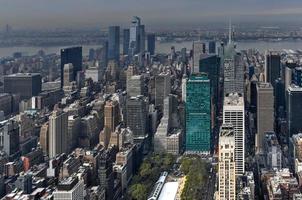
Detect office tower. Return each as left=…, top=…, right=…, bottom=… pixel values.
left=104, top=100, right=120, bottom=133
left=63, top=63, right=74, bottom=87
left=186, top=74, right=211, bottom=153
left=126, top=96, right=147, bottom=139
left=218, top=123, right=236, bottom=200
left=4, top=73, right=42, bottom=100
left=60, top=47, right=82, bottom=88
left=192, top=41, right=204, bottom=73
left=123, top=29, right=130, bottom=55
left=0, top=93, right=12, bottom=116
left=129, top=16, right=141, bottom=56
left=139, top=25, right=145, bottom=53
left=101, top=41, right=108, bottom=68
left=98, top=150, right=115, bottom=200
left=199, top=54, right=220, bottom=105
left=127, top=75, right=144, bottom=97
left=147, top=33, right=156, bottom=55
left=287, top=85, right=302, bottom=137
left=264, top=132, right=282, bottom=170
left=155, top=73, right=171, bottom=110
left=108, top=26, right=120, bottom=61
left=293, top=67, right=302, bottom=87
left=53, top=177, right=84, bottom=200
left=285, top=66, right=293, bottom=91
left=265, top=51, right=281, bottom=87
left=223, top=93, right=245, bottom=175
left=0, top=119, right=19, bottom=156
left=255, top=83, right=274, bottom=153
left=67, top=115, right=81, bottom=152
left=48, top=110, right=68, bottom=158
left=209, top=41, right=216, bottom=54
left=181, top=48, right=187, bottom=63
left=224, top=53, right=244, bottom=95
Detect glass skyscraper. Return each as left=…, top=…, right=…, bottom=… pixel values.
left=185, top=74, right=211, bottom=153
left=108, top=26, right=120, bottom=61
left=147, top=33, right=155, bottom=55
left=123, top=29, right=130, bottom=55
left=60, top=46, right=82, bottom=88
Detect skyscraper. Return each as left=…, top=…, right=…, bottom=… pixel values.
left=60, top=47, right=82, bottom=88
left=199, top=54, right=220, bottom=106
left=127, top=75, right=144, bottom=97
left=224, top=53, right=244, bottom=95
left=104, top=100, right=120, bottom=133
left=108, top=26, right=120, bottom=61
left=0, top=119, right=20, bottom=156
left=129, top=16, right=143, bottom=57
left=209, top=41, right=216, bottom=54
left=255, top=83, right=274, bottom=153
left=218, top=123, right=236, bottom=200
left=48, top=110, right=68, bottom=158
left=147, top=33, right=156, bottom=55
left=223, top=93, right=245, bottom=175
left=123, top=29, right=130, bottom=55
left=287, top=85, right=302, bottom=137
left=63, top=64, right=74, bottom=87
left=155, top=73, right=171, bottom=110
left=192, top=41, right=204, bottom=73
left=186, top=74, right=211, bottom=153
left=265, top=51, right=281, bottom=87
left=139, top=25, right=145, bottom=53
left=126, top=96, right=147, bottom=139
left=4, top=73, right=42, bottom=100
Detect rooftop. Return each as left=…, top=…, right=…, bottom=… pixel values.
left=5, top=73, right=40, bottom=78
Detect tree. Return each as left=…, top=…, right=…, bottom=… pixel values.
left=130, top=184, right=147, bottom=200
left=139, top=162, right=152, bottom=178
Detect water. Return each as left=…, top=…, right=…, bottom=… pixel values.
left=0, top=40, right=302, bottom=57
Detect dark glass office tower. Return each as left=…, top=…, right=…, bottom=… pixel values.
left=147, top=33, right=155, bottom=55
left=123, top=29, right=130, bottom=55
left=265, top=51, right=281, bottom=87
left=4, top=73, right=42, bottom=100
left=108, top=26, right=120, bottom=61
left=60, top=46, right=82, bottom=88
left=287, top=85, right=302, bottom=137
left=209, top=41, right=216, bottom=54
left=199, top=55, right=220, bottom=104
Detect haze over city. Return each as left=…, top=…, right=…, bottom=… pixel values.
left=2, top=0, right=302, bottom=29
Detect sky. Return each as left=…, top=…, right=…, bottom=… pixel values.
left=1, top=0, right=302, bottom=30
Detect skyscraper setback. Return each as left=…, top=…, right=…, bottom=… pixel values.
left=223, top=93, right=245, bottom=175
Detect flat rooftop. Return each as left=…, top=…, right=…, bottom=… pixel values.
left=158, top=182, right=179, bottom=200
left=5, top=73, right=40, bottom=78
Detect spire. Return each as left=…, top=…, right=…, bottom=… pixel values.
left=228, top=19, right=232, bottom=44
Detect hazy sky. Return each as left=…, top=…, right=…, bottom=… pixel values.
left=1, top=0, right=302, bottom=29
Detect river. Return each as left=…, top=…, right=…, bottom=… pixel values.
left=0, top=40, right=302, bottom=57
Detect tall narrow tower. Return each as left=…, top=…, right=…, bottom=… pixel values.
left=218, top=123, right=236, bottom=200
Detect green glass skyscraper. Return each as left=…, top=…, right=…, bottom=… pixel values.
left=185, top=74, right=211, bottom=153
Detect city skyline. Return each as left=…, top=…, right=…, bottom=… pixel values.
left=1, top=0, right=302, bottom=29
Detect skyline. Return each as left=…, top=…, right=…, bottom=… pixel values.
left=2, top=0, right=302, bottom=29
